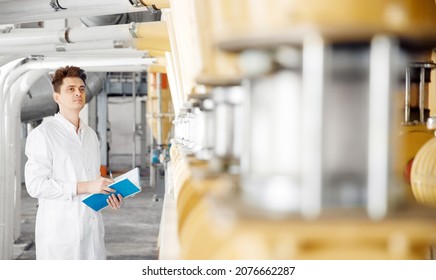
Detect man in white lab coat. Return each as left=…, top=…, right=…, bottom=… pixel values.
left=24, top=66, right=123, bottom=260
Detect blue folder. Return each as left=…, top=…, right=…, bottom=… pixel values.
left=82, top=178, right=141, bottom=211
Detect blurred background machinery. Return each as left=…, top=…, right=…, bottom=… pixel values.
left=162, top=0, right=436, bottom=260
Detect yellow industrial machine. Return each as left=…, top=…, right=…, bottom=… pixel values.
left=393, top=61, right=436, bottom=200
left=411, top=118, right=436, bottom=206
left=160, top=0, right=436, bottom=260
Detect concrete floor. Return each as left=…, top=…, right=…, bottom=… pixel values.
left=14, top=177, right=163, bottom=260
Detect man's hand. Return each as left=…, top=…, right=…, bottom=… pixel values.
left=77, top=177, right=124, bottom=209
left=107, top=193, right=123, bottom=209
left=77, top=177, right=115, bottom=195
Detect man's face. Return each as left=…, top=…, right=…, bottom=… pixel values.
left=53, top=77, right=86, bottom=113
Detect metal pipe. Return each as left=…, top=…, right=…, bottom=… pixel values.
left=0, top=0, right=170, bottom=24
left=0, top=29, right=67, bottom=46
left=3, top=56, right=154, bottom=92
left=97, top=90, right=108, bottom=169
left=301, top=33, right=324, bottom=220
left=0, top=57, right=25, bottom=260
left=0, top=22, right=168, bottom=47
left=132, top=73, right=137, bottom=169
left=0, top=40, right=132, bottom=55
left=140, top=100, right=148, bottom=169
left=9, top=69, right=47, bottom=246
left=419, top=66, right=425, bottom=123
left=405, top=67, right=411, bottom=123
left=150, top=112, right=156, bottom=188
left=156, top=72, right=163, bottom=146
left=1, top=68, right=46, bottom=260
left=367, top=36, right=397, bottom=220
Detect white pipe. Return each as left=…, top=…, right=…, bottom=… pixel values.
left=7, top=70, right=47, bottom=251
left=0, top=40, right=131, bottom=54
left=79, top=66, right=149, bottom=72
left=0, top=57, right=26, bottom=260
left=0, top=24, right=132, bottom=46
left=0, top=29, right=67, bottom=46
left=367, top=36, right=396, bottom=220
left=301, top=33, right=324, bottom=220
left=0, top=56, right=21, bottom=67
left=68, top=25, right=132, bottom=43
left=3, top=56, right=155, bottom=94
left=0, top=0, right=157, bottom=25
left=40, top=49, right=149, bottom=57
left=132, top=73, right=137, bottom=169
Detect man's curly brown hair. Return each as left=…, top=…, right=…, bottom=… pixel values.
left=51, top=66, right=87, bottom=93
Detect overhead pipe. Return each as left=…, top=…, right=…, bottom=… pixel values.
left=0, top=0, right=170, bottom=25
left=0, top=56, right=22, bottom=68
left=3, top=56, right=154, bottom=92
left=0, top=40, right=135, bottom=55
left=133, top=21, right=171, bottom=51
left=42, top=49, right=150, bottom=57
left=80, top=14, right=128, bottom=27
left=0, top=55, right=154, bottom=259
left=0, top=22, right=167, bottom=46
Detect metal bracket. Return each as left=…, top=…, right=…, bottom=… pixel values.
left=145, top=4, right=160, bottom=14
left=1, top=26, right=12, bottom=34
left=113, top=40, right=125, bottom=49
left=27, top=55, right=44, bottom=63
left=129, top=0, right=160, bottom=13
left=128, top=0, right=144, bottom=8
left=128, top=22, right=138, bottom=38
left=55, top=44, right=66, bottom=52
left=50, top=0, right=67, bottom=12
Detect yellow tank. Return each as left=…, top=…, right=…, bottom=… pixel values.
left=180, top=196, right=436, bottom=259
left=176, top=163, right=233, bottom=235
left=172, top=147, right=191, bottom=200
left=410, top=136, right=436, bottom=206
left=393, top=125, right=434, bottom=200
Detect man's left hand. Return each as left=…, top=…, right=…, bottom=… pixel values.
left=107, top=194, right=123, bottom=209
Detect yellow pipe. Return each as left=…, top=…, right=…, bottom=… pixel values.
left=148, top=64, right=167, bottom=74
left=135, top=21, right=171, bottom=51
left=147, top=49, right=168, bottom=58
left=210, top=0, right=436, bottom=49
left=288, top=0, right=436, bottom=31
left=139, top=0, right=170, bottom=9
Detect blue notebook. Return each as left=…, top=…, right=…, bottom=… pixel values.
left=82, top=168, right=141, bottom=211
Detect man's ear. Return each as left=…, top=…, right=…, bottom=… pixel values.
left=53, top=92, right=60, bottom=103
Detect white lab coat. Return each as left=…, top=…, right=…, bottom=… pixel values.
left=24, top=113, right=106, bottom=260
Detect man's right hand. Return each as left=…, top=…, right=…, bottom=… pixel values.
left=77, top=177, right=115, bottom=195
